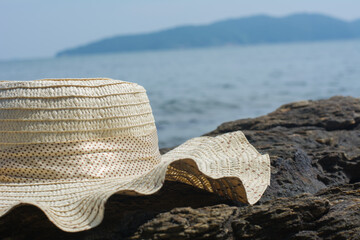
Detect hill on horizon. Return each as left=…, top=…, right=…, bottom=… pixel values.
left=56, top=13, right=360, bottom=57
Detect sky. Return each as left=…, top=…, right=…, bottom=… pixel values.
left=1, top=0, right=360, bottom=61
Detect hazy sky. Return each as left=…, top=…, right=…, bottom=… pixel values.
left=1, top=0, right=360, bottom=60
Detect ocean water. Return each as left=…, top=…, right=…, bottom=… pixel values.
left=1, top=40, right=360, bottom=148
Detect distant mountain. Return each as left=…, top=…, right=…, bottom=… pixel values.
left=56, top=13, right=360, bottom=57
left=351, top=19, right=360, bottom=36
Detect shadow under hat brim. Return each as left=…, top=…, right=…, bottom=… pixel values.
left=0, top=131, right=270, bottom=232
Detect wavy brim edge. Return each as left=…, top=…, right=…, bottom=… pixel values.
left=0, top=131, right=270, bottom=232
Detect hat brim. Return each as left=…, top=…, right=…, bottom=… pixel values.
left=0, top=131, right=270, bottom=232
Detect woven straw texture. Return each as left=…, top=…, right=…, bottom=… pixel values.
left=0, top=78, right=270, bottom=232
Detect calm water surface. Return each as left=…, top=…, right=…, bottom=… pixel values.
left=1, top=40, right=360, bottom=147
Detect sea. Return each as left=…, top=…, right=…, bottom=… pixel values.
left=1, top=39, right=360, bottom=148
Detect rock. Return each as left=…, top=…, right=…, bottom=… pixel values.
left=130, top=205, right=237, bottom=240
left=206, top=96, right=360, bottom=202
left=131, top=183, right=359, bottom=240
left=232, top=183, right=360, bottom=240
left=1, top=96, right=359, bottom=239
left=209, top=96, right=360, bottom=132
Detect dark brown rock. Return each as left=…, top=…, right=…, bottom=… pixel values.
left=206, top=96, right=360, bottom=203
left=130, top=205, right=237, bottom=240
left=130, top=183, right=359, bottom=240
left=1, top=96, right=359, bottom=239
left=208, top=96, right=360, bottom=132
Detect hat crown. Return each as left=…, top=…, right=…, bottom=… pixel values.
left=0, top=78, right=161, bottom=183
left=0, top=78, right=157, bottom=145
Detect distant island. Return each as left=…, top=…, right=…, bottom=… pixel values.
left=56, top=13, right=360, bottom=57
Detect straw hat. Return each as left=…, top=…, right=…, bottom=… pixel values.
left=0, top=78, right=270, bottom=232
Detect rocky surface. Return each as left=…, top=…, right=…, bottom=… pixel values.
left=206, top=96, right=360, bottom=203
left=131, top=183, right=360, bottom=240
left=1, top=96, right=359, bottom=240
